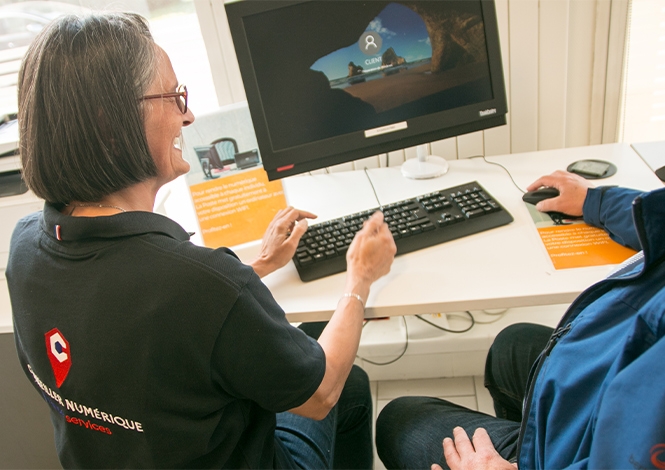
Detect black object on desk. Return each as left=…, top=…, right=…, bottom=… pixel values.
left=656, top=166, right=665, bottom=182
left=293, top=181, right=513, bottom=282
left=566, top=159, right=617, bottom=179
left=522, top=187, right=559, bottom=205
left=0, top=170, right=28, bottom=198
left=631, top=141, right=665, bottom=182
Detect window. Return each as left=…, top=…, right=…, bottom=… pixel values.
left=620, top=0, right=665, bottom=143
left=0, top=0, right=218, bottom=118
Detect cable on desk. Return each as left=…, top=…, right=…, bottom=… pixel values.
left=471, top=154, right=583, bottom=226
left=470, top=155, right=527, bottom=194
left=416, top=311, right=475, bottom=333
left=363, top=167, right=384, bottom=211
left=356, top=317, right=409, bottom=366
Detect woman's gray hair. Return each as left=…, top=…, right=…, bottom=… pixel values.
left=18, top=12, right=159, bottom=204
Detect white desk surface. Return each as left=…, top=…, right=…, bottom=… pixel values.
left=0, top=143, right=662, bottom=331
left=631, top=140, right=665, bottom=177
left=232, top=143, right=664, bottom=322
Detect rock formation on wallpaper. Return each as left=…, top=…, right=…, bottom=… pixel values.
left=381, top=47, right=406, bottom=67
left=348, top=61, right=364, bottom=77
left=400, top=1, right=488, bottom=73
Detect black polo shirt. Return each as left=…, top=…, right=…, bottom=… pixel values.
left=7, top=203, right=325, bottom=468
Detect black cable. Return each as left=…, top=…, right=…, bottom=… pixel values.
left=415, top=311, right=475, bottom=333
left=472, top=154, right=585, bottom=226
left=472, top=311, right=507, bottom=324
left=357, top=317, right=409, bottom=365
left=469, top=155, right=527, bottom=194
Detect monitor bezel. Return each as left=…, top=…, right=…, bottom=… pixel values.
left=226, top=0, right=508, bottom=180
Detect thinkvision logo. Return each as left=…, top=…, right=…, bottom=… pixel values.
left=479, top=108, right=497, bottom=117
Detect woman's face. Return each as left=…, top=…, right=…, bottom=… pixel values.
left=143, top=47, right=195, bottom=185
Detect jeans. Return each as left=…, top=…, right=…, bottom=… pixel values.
left=274, top=322, right=373, bottom=469
left=375, top=323, right=553, bottom=469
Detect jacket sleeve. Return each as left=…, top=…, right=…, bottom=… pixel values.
left=582, top=186, right=644, bottom=250
left=586, top=331, right=665, bottom=469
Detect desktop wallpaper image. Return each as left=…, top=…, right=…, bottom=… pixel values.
left=243, top=1, right=494, bottom=151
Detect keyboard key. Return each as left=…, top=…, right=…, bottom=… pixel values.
left=464, top=209, right=485, bottom=219
left=407, top=217, right=430, bottom=227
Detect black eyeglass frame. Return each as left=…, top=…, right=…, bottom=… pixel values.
left=140, top=84, right=188, bottom=114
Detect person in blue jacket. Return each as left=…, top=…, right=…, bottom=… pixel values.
left=375, top=170, right=665, bottom=470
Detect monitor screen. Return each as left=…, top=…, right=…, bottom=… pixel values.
left=226, top=0, right=508, bottom=180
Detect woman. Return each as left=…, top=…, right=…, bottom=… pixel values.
left=7, top=12, right=396, bottom=468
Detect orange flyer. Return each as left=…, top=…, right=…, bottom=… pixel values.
left=525, top=204, right=637, bottom=270
left=189, top=167, right=286, bottom=248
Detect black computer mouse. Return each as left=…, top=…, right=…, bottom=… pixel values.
left=522, top=187, right=560, bottom=205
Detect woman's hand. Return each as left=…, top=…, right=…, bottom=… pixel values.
left=344, top=211, right=396, bottom=295
left=437, top=427, right=517, bottom=470
left=526, top=170, right=594, bottom=217
left=250, top=207, right=317, bottom=278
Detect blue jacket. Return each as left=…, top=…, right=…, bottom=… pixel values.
left=518, top=185, right=665, bottom=469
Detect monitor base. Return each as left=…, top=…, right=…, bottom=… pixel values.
left=401, top=155, right=449, bottom=179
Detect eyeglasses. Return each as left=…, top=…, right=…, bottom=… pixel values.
left=140, top=84, right=188, bottom=114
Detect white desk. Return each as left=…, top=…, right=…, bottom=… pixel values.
left=0, top=143, right=662, bottom=331
left=632, top=140, right=665, bottom=181
left=232, top=143, right=664, bottom=322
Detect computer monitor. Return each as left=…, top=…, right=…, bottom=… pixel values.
left=225, top=0, right=508, bottom=181
left=234, top=149, right=261, bottom=170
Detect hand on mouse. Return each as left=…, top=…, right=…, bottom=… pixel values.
left=527, top=170, right=594, bottom=217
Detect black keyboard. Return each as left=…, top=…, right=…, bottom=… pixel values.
left=293, top=181, right=513, bottom=282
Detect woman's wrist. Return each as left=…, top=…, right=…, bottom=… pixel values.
left=249, top=257, right=275, bottom=278
left=339, top=292, right=365, bottom=309
left=343, top=277, right=371, bottom=305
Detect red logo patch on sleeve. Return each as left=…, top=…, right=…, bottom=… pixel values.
left=45, top=328, right=71, bottom=388
left=652, top=444, right=665, bottom=469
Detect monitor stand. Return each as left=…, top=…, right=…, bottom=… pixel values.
left=401, top=144, right=449, bottom=179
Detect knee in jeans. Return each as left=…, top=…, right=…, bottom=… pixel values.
left=347, top=365, right=370, bottom=391
left=349, top=364, right=369, bottom=386
left=376, top=397, right=406, bottom=445
left=488, top=324, right=532, bottom=363
left=486, top=323, right=531, bottom=386
left=492, top=323, right=533, bottom=352
left=339, top=365, right=372, bottom=414
left=376, top=397, right=425, bottom=435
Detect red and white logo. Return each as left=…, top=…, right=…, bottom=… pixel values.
left=45, top=328, right=71, bottom=388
